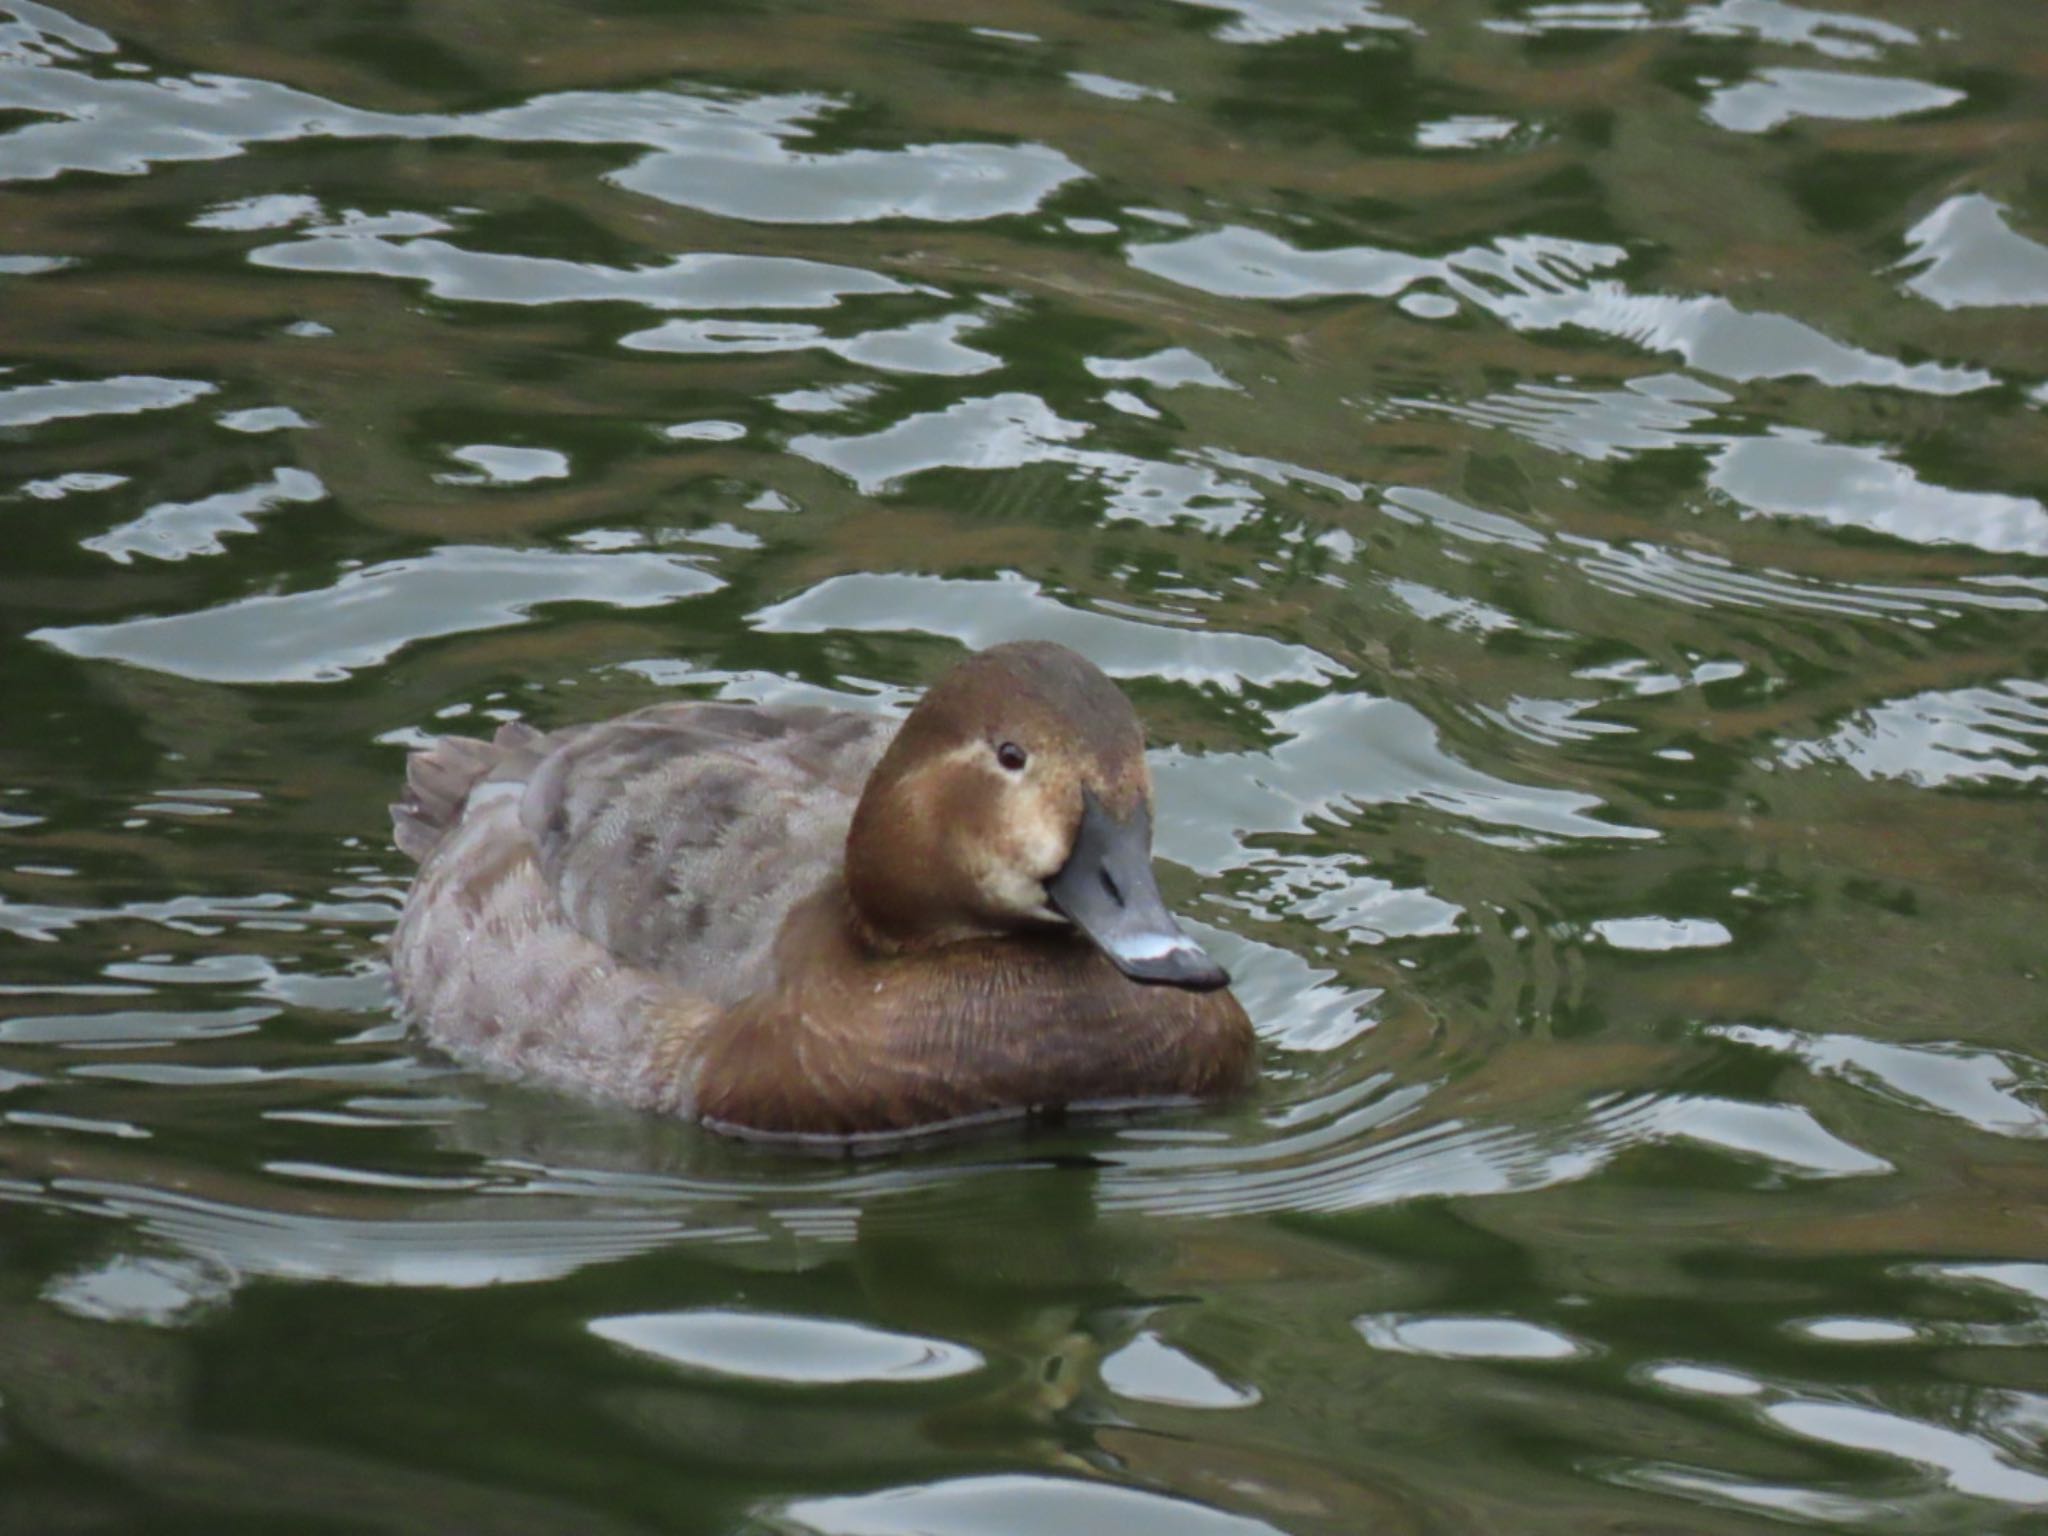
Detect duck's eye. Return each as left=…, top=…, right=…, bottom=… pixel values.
left=996, top=741, right=1029, bottom=772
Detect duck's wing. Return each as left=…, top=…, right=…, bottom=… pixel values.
left=516, top=701, right=894, bottom=1003
left=391, top=720, right=547, bottom=864
left=390, top=701, right=893, bottom=1109
left=392, top=767, right=699, bottom=1114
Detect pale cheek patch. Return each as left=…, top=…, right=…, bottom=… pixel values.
left=995, top=798, right=1070, bottom=919
left=1002, top=876, right=1061, bottom=923
left=934, top=752, right=1078, bottom=921
left=964, top=837, right=1058, bottom=919
left=964, top=766, right=1070, bottom=913
left=1010, top=795, right=1069, bottom=880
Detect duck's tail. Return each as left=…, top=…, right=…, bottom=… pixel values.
left=391, top=721, right=547, bottom=863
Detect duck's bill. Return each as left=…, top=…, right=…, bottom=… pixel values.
left=1045, top=791, right=1231, bottom=992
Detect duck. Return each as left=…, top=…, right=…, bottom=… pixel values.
left=388, top=640, right=1256, bottom=1145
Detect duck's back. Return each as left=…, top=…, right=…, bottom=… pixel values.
left=389, top=700, right=895, bottom=1104
left=516, top=701, right=892, bottom=1001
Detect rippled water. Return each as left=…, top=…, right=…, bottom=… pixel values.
left=3, top=1, right=2045, bottom=1530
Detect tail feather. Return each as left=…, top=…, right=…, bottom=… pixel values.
left=390, top=721, right=548, bottom=863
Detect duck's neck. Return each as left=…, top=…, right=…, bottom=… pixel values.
left=842, top=892, right=1026, bottom=960
left=840, top=817, right=1017, bottom=954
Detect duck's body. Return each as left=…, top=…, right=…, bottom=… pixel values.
left=389, top=643, right=1255, bottom=1143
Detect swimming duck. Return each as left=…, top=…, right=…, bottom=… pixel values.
left=389, top=641, right=1255, bottom=1143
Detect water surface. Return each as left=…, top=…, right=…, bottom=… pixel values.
left=2, top=1, right=2046, bottom=1531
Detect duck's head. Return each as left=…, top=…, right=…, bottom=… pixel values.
left=844, top=641, right=1229, bottom=991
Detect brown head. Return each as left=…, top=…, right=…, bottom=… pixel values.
left=844, top=641, right=1229, bottom=990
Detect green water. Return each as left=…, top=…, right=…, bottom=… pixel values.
left=3, top=1, right=2046, bottom=1530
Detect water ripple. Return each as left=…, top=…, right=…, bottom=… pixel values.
left=2, top=0, right=2045, bottom=1528
left=1, top=55, right=1082, bottom=222
left=32, top=545, right=724, bottom=684
left=1132, top=228, right=1994, bottom=394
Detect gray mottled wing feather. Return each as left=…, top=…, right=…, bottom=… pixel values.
left=391, top=786, right=695, bottom=1113
left=518, top=702, right=894, bottom=1004
left=391, top=720, right=547, bottom=863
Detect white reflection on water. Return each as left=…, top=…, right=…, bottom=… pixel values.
left=769, top=1472, right=1286, bottom=1536
left=1713, top=1024, right=2048, bottom=1140
left=1355, top=1313, right=1589, bottom=1361
left=1491, top=1, right=1916, bottom=60
left=1702, top=67, right=1963, bottom=135
left=1185, top=0, right=1417, bottom=46
left=787, top=390, right=1279, bottom=528
left=1157, top=691, right=1654, bottom=865
left=45, top=1177, right=726, bottom=1287
left=42, top=1251, right=232, bottom=1326
left=1710, top=431, right=2048, bottom=557
left=1086, top=346, right=1237, bottom=392
left=0, top=52, right=1084, bottom=222
left=1766, top=1399, right=2048, bottom=1506
left=0, top=888, right=390, bottom=945
left=1415, top=115, right=1520, bottom=150
left=1132, top=227, right=1993, bottom=395
left=591, top=1309, right=984, bottom=1386
left=1087, top=1088, right=1884, bottom=1221
left=1067, top=71, right=1176, bottom=105
left=1230, top=852, right=1462, bottom=948
left=1792, top=1316, right=1919, bottom=1342
left=1101, top=1330, right=1260, bottom=1408
left=32, top=544, right=724, bottom=684
left=1408, top=373, right=1731, bottom=462
left=0, top=373, right=214, bottom=427
left=82, top=466, right=327, bottom=563
left=0, top=1004, right=273, bottom=1048
left=1781, top=679, right=2048, bottom=789
left=1900, top=195, right=2048, bottom=311
left=436, top=445, right=571, bottom=487
left=217, top=405, right=310, bottom=433
left=1382, top=486, right=1547, bottom=550
left=754, top=571, right=1344, bottom=691
left=1646, top=1361, right=1766, bottom=1397
left=1589, top=917, right=1733, bottom=952
left=1386, top=579, right=1518, bottom=636
left=1381, top=474, right=2048, bottom=629
left=253, top=229, right=907, bottom=312
left=1634, top=1328, right=2048, bottom=1516
left=626, top=310, right=1001, bottom=377
left=18, top=469, right=127, bottom=499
